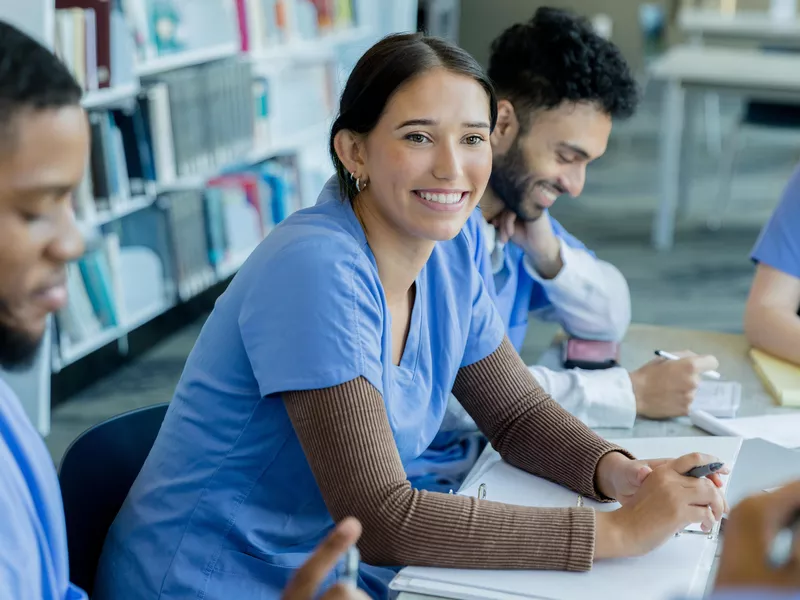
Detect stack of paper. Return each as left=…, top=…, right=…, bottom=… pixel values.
left=391, top=437, right=742, bottom=600
left=749, top=348, right=800, bottom=406
left=691, top=380, right=742, bottom=418
left=690, top=409, right=800, bottom=449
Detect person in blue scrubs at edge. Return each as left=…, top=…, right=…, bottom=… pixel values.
left=0, top=20, right=362, bottom=600
left=94, top=33, right=728, bottom=600
left=0, top=21, right=89, bottom=600
left=408, top=7, right=721, bottom=493
left=745, top=164, right=800, bottom=366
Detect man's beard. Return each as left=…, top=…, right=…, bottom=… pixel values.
left=489, top=139, right=563, bottom=222
left=489, top=138, right=541, bottom=222
left=0, top=311, right=44, bottom=372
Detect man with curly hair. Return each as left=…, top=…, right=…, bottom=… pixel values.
left=409, top=9, right=721, bottom=489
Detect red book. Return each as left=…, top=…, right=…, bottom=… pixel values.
left=55, top=0, right=111, bottom=88
left=208, top=174, right=269, bottom=236
left=234, top=0, right=249, bottom=52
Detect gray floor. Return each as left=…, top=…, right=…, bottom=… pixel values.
left=45, top=90, right=800, bottom=463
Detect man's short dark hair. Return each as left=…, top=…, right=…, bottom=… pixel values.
left=0, top=20, right=82, bottom=139
left=488, top=7, right=638, bottom=127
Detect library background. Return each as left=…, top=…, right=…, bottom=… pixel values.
left=0, top=0, right=463, bottom=442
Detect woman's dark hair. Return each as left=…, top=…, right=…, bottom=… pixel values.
left=329, top=32, right=497, bottom=202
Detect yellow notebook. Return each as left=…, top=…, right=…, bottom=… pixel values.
left=749, top=348, right=800, bottom=407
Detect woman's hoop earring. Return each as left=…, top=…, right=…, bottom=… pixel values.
left=351, top=171, right=366, bottom=193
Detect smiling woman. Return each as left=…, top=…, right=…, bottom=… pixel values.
left=93, top=33, right=720, bottom=600
left=334, top=68, right=492, bottom=245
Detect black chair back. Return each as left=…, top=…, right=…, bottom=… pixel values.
left=58, top=402, right=169, bottom=595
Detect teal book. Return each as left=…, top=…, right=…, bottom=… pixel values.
left=78, top=249, right=118, bottom=328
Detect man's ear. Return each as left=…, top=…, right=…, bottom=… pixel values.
left=333, top=129, right=367, bottom=180
left=491, top=99, right=520, bottom=155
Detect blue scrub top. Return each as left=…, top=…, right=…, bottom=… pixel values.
left=752, top=164, right=800, bottom=281
left=463, top=208, right=593, bottom=352
left=0, top=377, right=87, bottom=600
left=94, top=177, right=505, bottom=600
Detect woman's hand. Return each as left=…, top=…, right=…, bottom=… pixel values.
left=595, top=451, right=729, bottom=504
left=594, top=454, right=728, bottom=560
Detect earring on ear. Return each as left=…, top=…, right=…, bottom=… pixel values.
left=350, top=171, right=367, bottom=193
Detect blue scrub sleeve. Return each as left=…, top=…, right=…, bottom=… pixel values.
left=462, top=208, right=496, bottom=292
left=238, top=238, right=385, bottom=397
left=752, top=169, right=800, bottom=279
left=460, top=259, right=506, bottom=368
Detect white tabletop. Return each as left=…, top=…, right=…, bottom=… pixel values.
left=649, top=44, right=800, bottom=92
left=679, top=8, right=800, bottom=41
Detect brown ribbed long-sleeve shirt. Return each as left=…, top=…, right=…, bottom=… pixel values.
left=284, top=337, right=631, bottom=572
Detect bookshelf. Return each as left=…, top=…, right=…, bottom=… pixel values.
left=135, top=42, right=240, bottom=77
left=248, top=24, right=374, bottom=63
left=0, top=0, right=418, bottom=434
left=81, top=82, right=140, bottom=110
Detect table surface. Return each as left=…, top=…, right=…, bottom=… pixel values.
left=679, top=7, right=800, bottom=38
left=395, top=324, right=799, bottom=600
left=649, top=44, right=800, bottom=90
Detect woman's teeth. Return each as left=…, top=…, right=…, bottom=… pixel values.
left=417, top=191, right=462, bottom=204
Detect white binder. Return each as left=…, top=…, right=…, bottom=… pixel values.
left=391, top=437, right=742, bottom=600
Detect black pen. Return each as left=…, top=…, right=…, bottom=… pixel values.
left=768, top=508, right=800, bottom=568
left=683, top=462, right=724, bottom=478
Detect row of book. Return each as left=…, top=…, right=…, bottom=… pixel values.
left=73, top=58, right=256, bottom=224
left=121, top=0, right=239, bottom=63
left=56, top=158, right=302, bottom=358
left=237, top=0, right=356, bottom=52
left=54, top=1, right=137, bottom=91
left=254, top=62, right=334, bottom=147
left=142, top=58, right=255, bottom=181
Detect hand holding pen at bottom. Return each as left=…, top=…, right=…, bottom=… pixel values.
left=716, top=481, right=800, bottom=590
left=282, top=517, right=370, bottom=600
left=594, top=453, right=728, bottom=560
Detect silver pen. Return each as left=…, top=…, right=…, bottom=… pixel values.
left=768, top=508, right=800, bottom=568
left=341, top=545, right=360, bottom=588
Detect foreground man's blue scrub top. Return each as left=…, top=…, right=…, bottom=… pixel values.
left=0, top=377, right=87, bottom=600
left=463, top=208, right=592, bottom=351
left=752, top=165, right=800, bottom=281
left=93, top=177, right=505, bottom=600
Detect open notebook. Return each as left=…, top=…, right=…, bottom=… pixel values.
left=391, top=437, right=742, bottom=600
left=691, top=409, right=800, bottom=449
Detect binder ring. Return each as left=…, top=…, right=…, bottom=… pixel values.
left=477, top=483, right=487, bottom=500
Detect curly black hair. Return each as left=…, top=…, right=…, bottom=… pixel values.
left=0, top=21, right=82, bottom=138
left=488, top=7, right=638, bottom=127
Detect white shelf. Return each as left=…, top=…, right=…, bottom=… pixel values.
left=88, top=194, right=156, bottom=227
left=249, top=26, right=373, bottom=63
left=156, top=175, right=208, bottom=194
left=247, top=119, right=332, bottom=163
left=157, top=119, right=332, bottom=194
left=59, top=326, right=120, bottom=368
left=58, top=299, right=176, bottom=369
left=82, top=82, right=141, bottom=110
left=136, top=42, right=240, bottom=77
left=123, top=299, right=176, bottom=332
left=216, top=245, right=258, bottom=281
